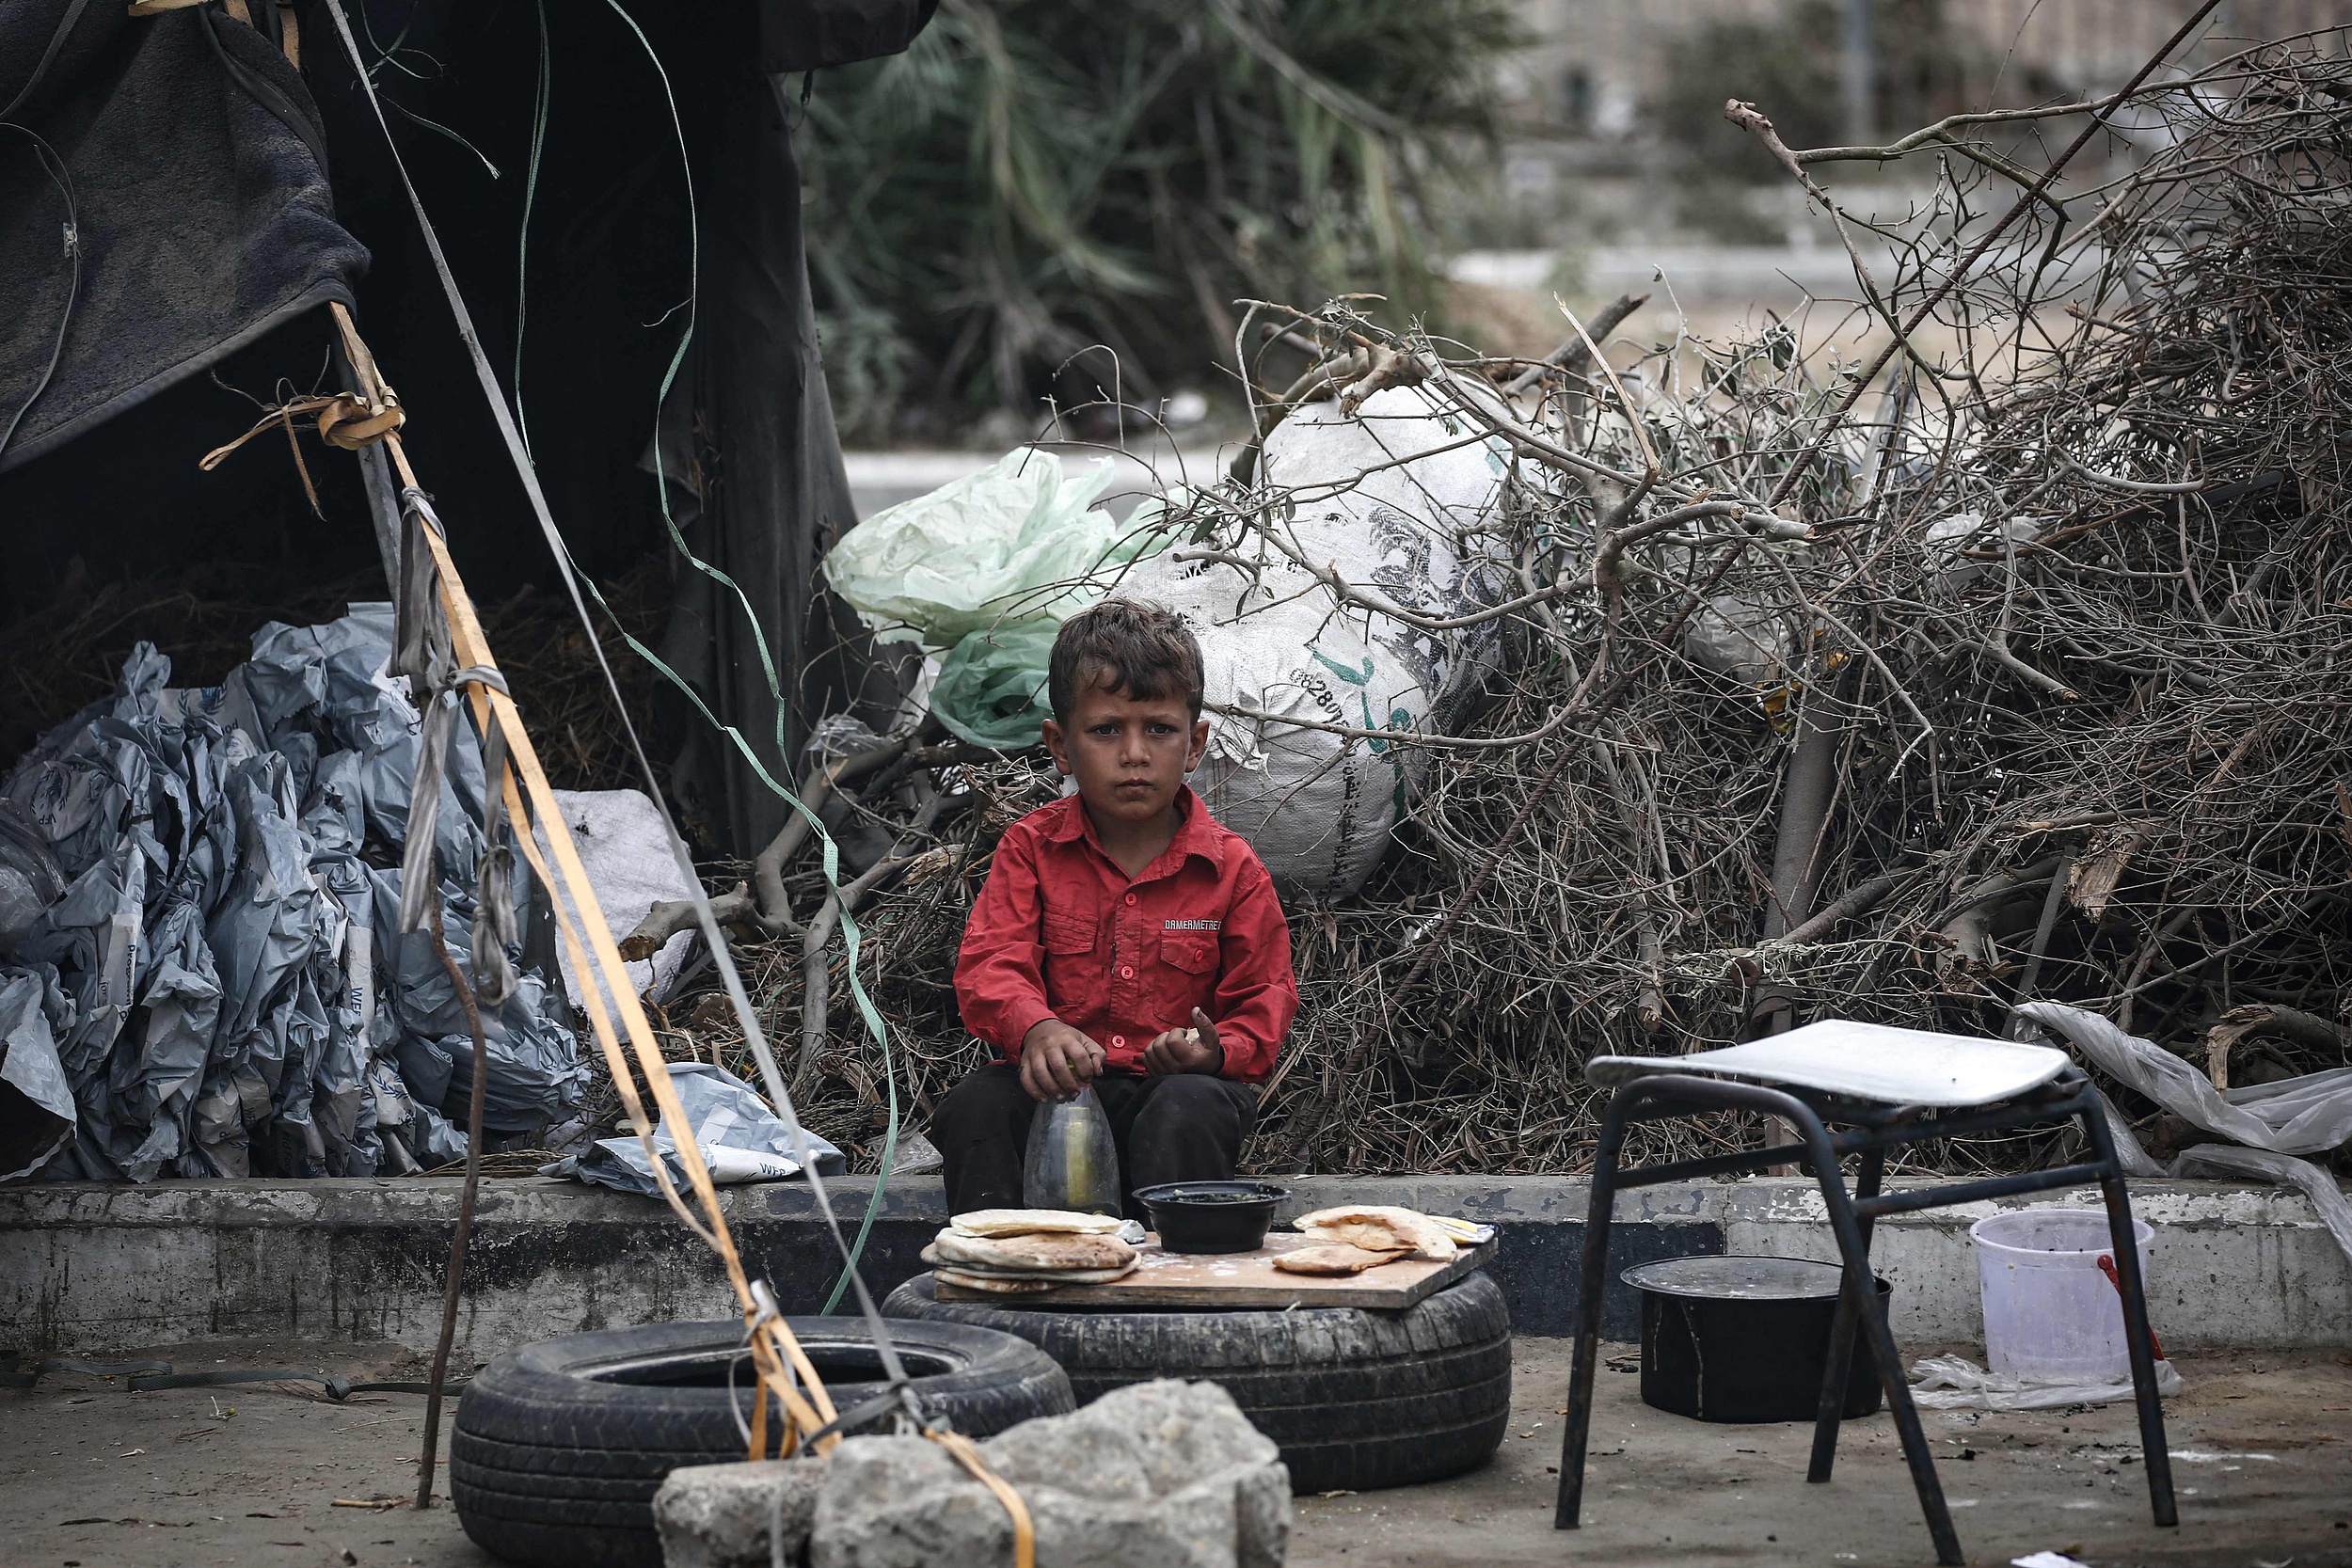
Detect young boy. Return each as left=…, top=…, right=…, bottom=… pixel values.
left=933, top=598, right=1297, bottom=1215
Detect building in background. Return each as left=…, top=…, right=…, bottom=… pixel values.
left=1502, top=0, right=2352, bottom=141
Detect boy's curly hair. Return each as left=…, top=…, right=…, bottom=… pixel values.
left=1046, top=598, right=1204, bottom=724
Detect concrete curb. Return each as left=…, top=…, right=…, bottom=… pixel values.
left=2, top=1175, right=2343, bottom=1357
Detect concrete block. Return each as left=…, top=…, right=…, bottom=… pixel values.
left=811, top=1380, right=1288, bottom=1568
left=1720, top=1177, right=2352, bottom=1350
left=2, top=1171, right=2343, bottom=1359
left=654, top=1457, right=825, bottom=1568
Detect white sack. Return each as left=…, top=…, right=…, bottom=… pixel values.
left=1120, top=386, right=1518, bottom=895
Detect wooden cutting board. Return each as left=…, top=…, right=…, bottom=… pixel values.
left=931, top=1230, right=1497, bottom=1310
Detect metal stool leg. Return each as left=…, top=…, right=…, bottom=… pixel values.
left=2080, top=1103, right=2178, bottom=1527
left=1808, top=1141, right=1883, bottom=1482
left=1555, top=1089, right=1636, bottom=1529
left=1795, top=1107, right=1965, bottom=1567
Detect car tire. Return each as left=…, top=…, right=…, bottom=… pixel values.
left=450, top=1316, right=1072, bottom=1567
left=882, top=1270, right=1512, bottom=1493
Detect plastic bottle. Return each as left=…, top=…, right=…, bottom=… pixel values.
left=1022, top=1085, right=1121, bottom=1214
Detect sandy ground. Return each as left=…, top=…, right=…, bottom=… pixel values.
left=1292, top=1339, right=2352, bottom=1568
left=3, top=1336, right=2346, bottom=1568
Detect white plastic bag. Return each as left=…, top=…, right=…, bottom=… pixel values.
left=1683, top=594, right=1793, bottom=685
left=2016, top=1001, right=2352, bottom=1269
left=1909, top=1353, right=2182, bottom=1411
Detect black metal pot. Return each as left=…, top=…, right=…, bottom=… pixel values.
left=1131, top=1180, right=1290, bottom=1254
left=1623, top=1255, right=1889, bottom=1423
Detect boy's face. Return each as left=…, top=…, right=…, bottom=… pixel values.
left=1041, top=674, right=1210, bottom=830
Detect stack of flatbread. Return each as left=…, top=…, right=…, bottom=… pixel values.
left=1275, top=1205, right=1486, bottom=1276
left=925, top=1209, right=1139, bottom=1294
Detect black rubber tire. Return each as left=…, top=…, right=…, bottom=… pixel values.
left=882, top=1270, right=1512, bottom=1494
left=450, top=1317, right=1073, bottom=1568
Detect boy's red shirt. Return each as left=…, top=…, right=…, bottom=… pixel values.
left=955, top=787, right=1296, bottom=1083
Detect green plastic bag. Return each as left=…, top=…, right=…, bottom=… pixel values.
left=824, top=449, right=1184, bottom=750
left=929, top=622, right=1060, bottom=749
left=823, top=449, right=1153, bottom=648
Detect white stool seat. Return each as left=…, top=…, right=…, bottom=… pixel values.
left=1586, top=1019, right=2070, bottom=1109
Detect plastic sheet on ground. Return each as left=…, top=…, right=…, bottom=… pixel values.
left=1908, top=1353, right=2184, bottom=1411
left=2016, top=1002, right=2352, bottom=1270
left=541, top=1061, right=844, bottom=1196
left=0, top=610, right=584, bottom=1181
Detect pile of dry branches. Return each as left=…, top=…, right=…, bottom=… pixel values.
left=650, top=30, right=2352, bottom=1180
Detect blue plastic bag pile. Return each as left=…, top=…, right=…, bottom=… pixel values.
left=0, top=605, right=583, bottom=1182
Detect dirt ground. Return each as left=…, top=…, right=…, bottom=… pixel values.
left=3, top=1336, right=2346, bottom=1568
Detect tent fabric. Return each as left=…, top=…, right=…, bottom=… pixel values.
left=761, top=0, right=939, bottom=74
left=3, top=0, right=930, bottom=861
left=0, top=0, right=368, bottom=471
left=648, top=45, right=900, bottom=855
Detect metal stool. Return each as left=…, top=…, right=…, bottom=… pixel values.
left=1551, top=1019, right=2176, bottom=1565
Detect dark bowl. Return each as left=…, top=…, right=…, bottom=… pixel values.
left=1132, top=1180, right=1291, bottom=1255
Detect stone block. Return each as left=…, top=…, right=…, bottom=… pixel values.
left=654, top=1456, right=826, bottom=1568
left=810, top=1380, right=1290, bottom=1568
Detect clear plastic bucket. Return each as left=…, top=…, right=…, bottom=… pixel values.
left=1971, top=1207, right=2153, bottom=1384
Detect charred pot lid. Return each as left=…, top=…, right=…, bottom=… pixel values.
left=1620, top=1255, right=1852, bottom=1302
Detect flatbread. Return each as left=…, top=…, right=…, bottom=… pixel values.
left=933, top=1227, right=1136, bottom=1273
left=1294, top=1205, right=1458, bottom=1261
left=933, top=1268, right=1056, bottom=1295
left=948, top=1209, right=1124, bottom=1238
left=921, top=1244, right=1139, bottom=1285
left=1272, top=1243, right=1408, bottom=1276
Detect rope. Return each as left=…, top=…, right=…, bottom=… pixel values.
left=198, top=390, right=406, bottom=471
left=320, top=0, right=908, bottom=1315
left=385, top=428, right=834, bottom=1455
left=161, top=13, right=1020, bottom=1517
left=582, top=2, right=910, bottom=1305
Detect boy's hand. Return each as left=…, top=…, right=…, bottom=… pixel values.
left=1144, top=1007, right=1224, bottom=1077
left=1020, top=1018, right=1105, bottom=1102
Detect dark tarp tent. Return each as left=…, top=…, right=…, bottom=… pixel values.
left=0, top=0, right=367, bottom=470
left=0, top=0, right=932, bottom=1180
left=0, top=0, right=933, bottom=853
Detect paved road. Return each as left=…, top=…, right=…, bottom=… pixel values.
left=7, top=1334, right=2346, bottom=1567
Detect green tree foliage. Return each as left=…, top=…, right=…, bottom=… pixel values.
left=799, top=0, right=1521, bottom=440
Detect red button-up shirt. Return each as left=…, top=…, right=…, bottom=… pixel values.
left=955, top=788, right=1296, bottom=1083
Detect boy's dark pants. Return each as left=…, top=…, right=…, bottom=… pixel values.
left=931, top=1064, right=1258, bottom=1216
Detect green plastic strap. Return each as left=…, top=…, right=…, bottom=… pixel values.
left=590, top=0, right=899, bottom=1309
left=324, top=0, right=907, bottom=1349
left=513, top=0, right=549, bottom=461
